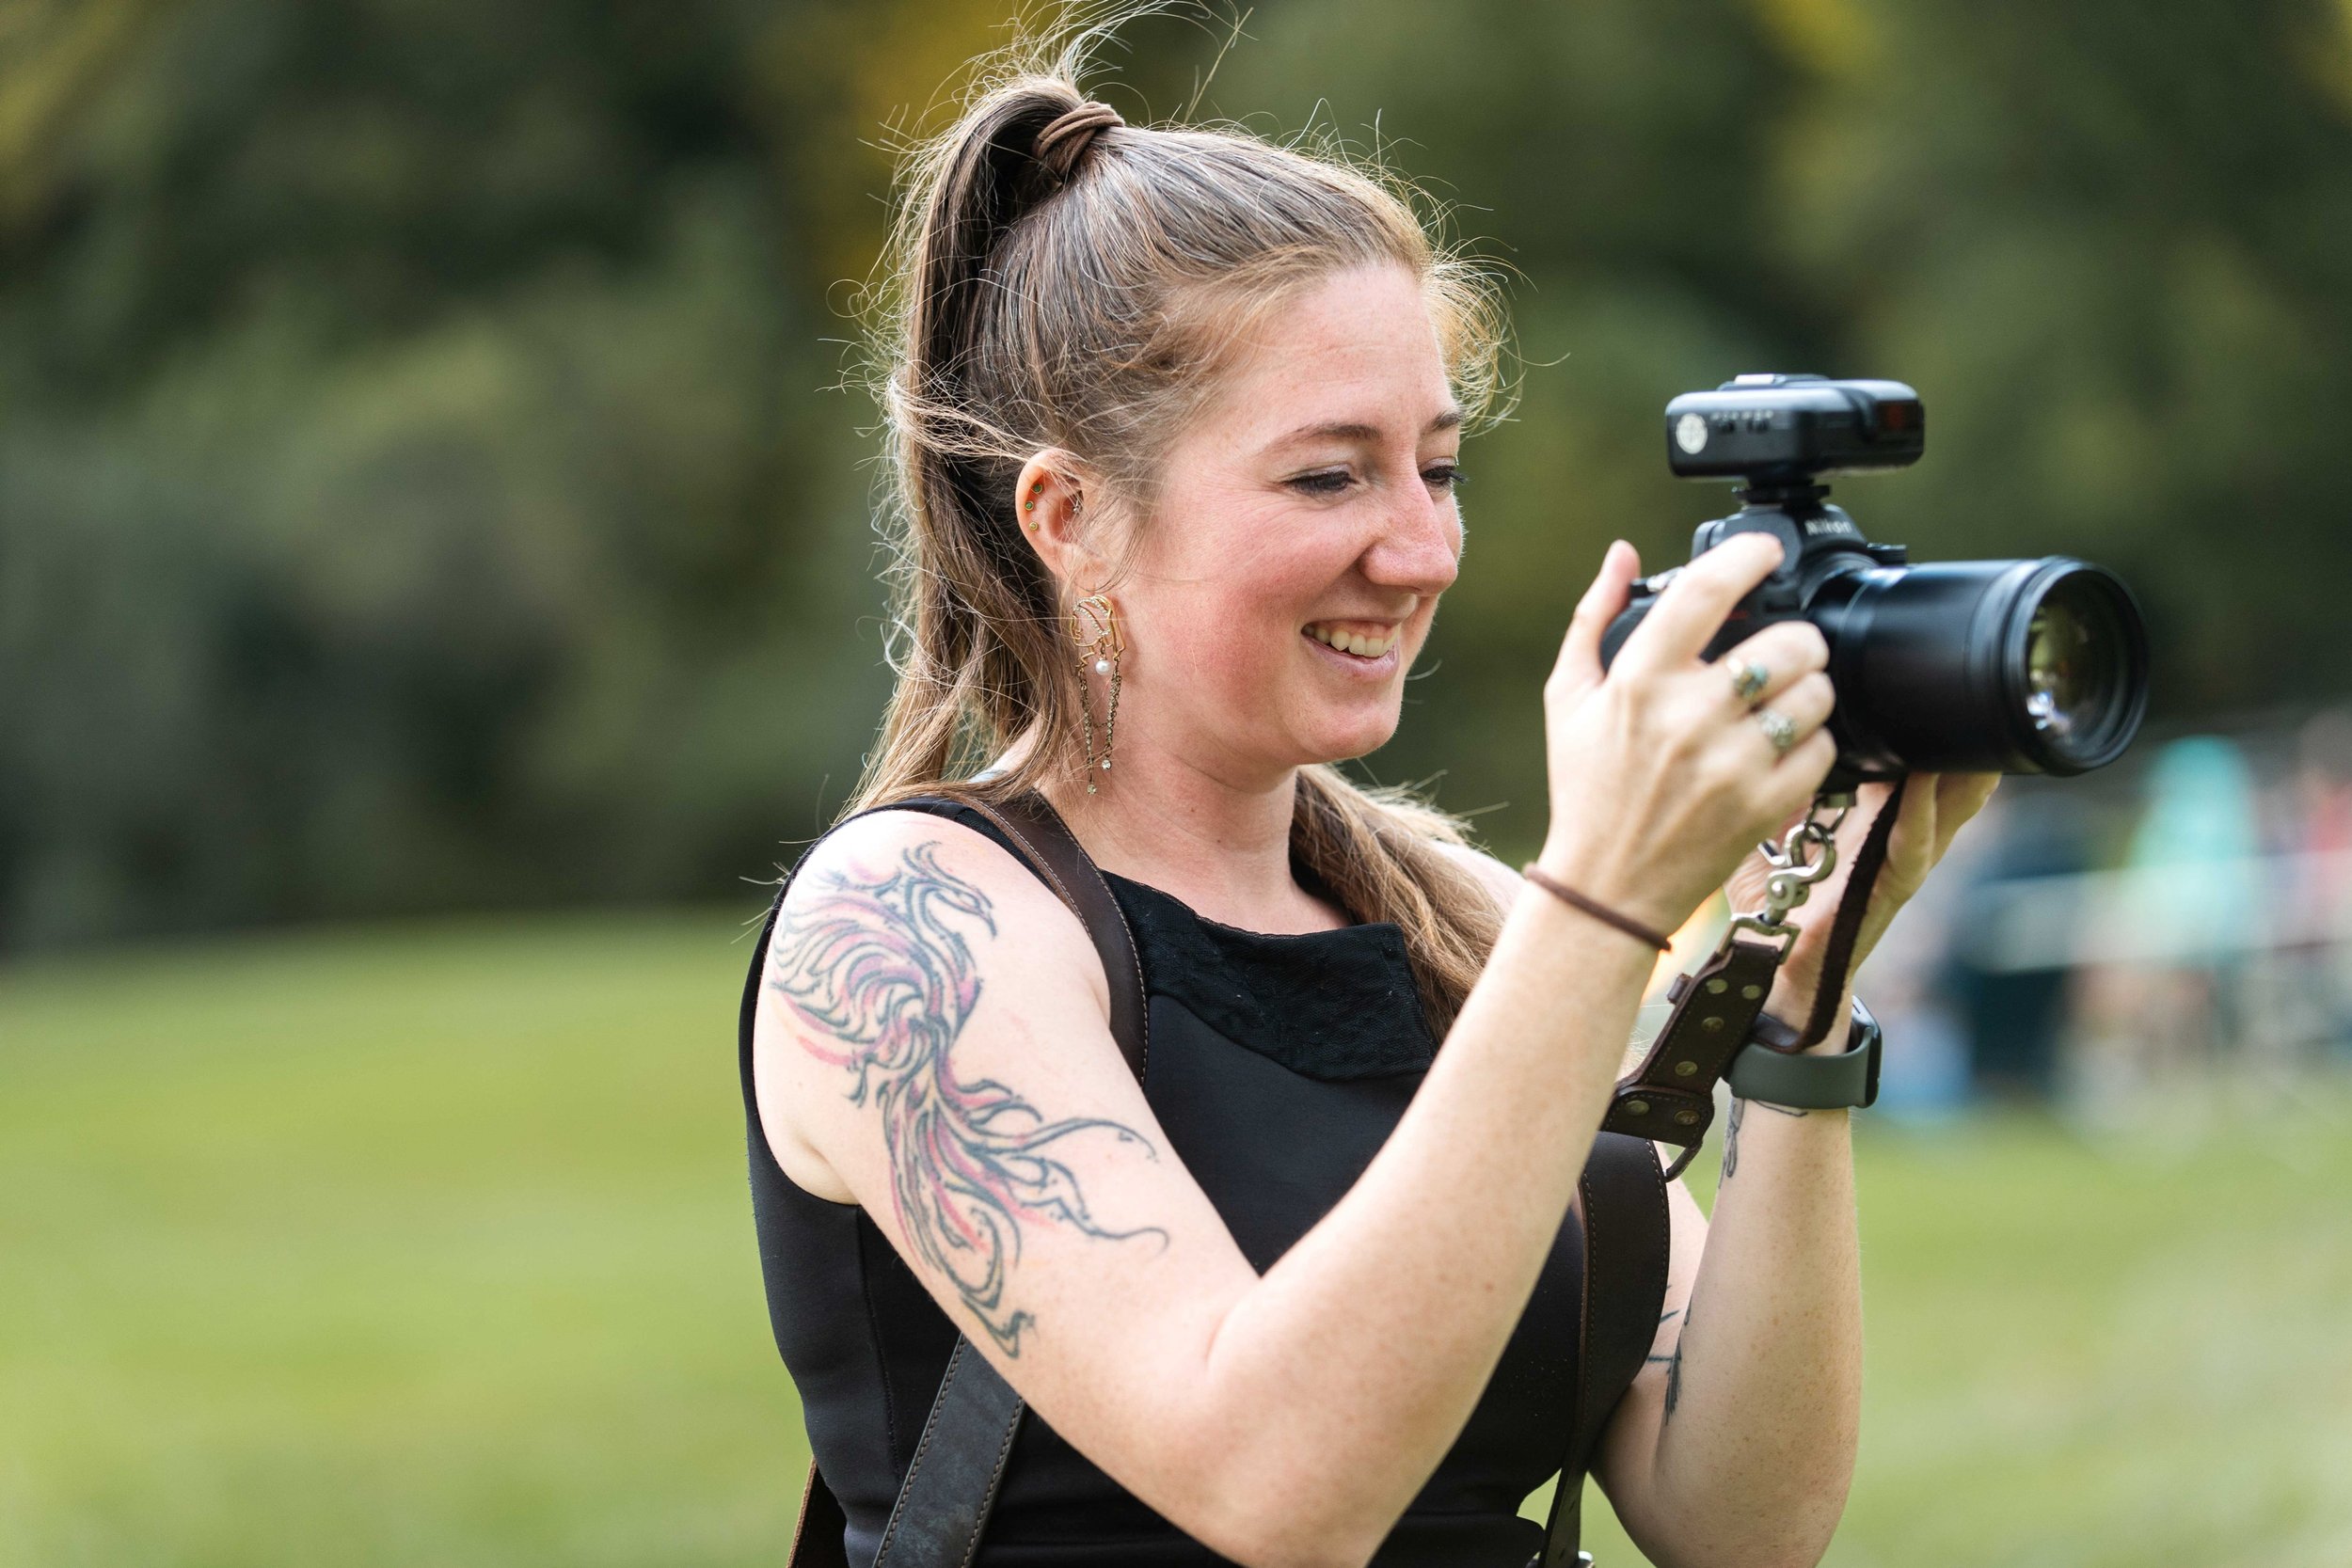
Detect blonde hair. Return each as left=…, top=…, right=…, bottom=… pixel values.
left=844, top=8, right=1514, bottom=1034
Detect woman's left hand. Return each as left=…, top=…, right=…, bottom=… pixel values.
left=1720, top=770, right=2004, bottom=1033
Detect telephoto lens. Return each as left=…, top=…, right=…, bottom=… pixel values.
left=1600, top=374, right=2150, bottom=792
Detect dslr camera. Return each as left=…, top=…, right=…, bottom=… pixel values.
left=1599, top=373, right=2151, bottom=794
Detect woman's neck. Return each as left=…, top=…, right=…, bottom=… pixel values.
left=1009, top=736, right=1346, bottom=935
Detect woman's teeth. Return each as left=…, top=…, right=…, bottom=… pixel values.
left=1304, top=623, right=1398, bottom=658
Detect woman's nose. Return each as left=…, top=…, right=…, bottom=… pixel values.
left=1364, top=486, right=1461, bottom=596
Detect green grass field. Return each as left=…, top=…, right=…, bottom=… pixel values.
left=5, top=913, right=2348, bottom=1566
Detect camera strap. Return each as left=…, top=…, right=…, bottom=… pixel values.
left=1601, top=777, right=1907, bottom=1180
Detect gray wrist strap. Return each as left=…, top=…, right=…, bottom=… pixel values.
left=1724, top=999, right=1883, bottom=1109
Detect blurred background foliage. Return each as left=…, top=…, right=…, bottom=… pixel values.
left=6, top=0, right=2352, bottom=950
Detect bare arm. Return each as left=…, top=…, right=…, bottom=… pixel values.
left=1594, top=770, right=2005, bottom=1567
left=1443, top=841, right=1860, bottom=1568
left=1589, top=995, right=1862, bottom=1568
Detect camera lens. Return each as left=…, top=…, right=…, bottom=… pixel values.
left=2000, top=562, right=2147, bottom=774
left=1807, top=556, right=2149, bottom=779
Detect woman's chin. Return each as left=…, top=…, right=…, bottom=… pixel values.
left=1295, top=704, right=1404, bottom=765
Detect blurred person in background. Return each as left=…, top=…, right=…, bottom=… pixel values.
left=2281, top=708, right=2352, bottom=1059
left=1941, top=791, right=2096, bottom=1103
left=2073, top=736, right=2264, bottom=1108
left=735, top=11, right=1998, bottom=1566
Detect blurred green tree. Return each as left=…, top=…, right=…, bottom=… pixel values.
left=3, top=0, right=2348, bottom=947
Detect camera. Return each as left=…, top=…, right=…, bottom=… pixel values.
left=1599, top=373, right=2151, bottom=794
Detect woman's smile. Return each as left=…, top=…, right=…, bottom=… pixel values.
left=1301, top=618, right=1404, bottom=675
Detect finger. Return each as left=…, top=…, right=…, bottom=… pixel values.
left=1552, top=539, right=1641, bottom=698
left=1713, top=622, right=1833, bottom=709
left=1616, top=531, right=1787, bottom=675
left=1747, top=670, right=1836, bottom=758
left=1756, top=726, right=1839, bottom=814
left=1943, top=770, right=2001, bottom=819
left=1931, top=771, right=2000, bottom=853
left=1891, top=770, right=1939, bottom=866
left=1772, top=725, right=1839, bottom=792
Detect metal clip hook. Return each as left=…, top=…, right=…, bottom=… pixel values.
left=1739, top=790, right=1856, bottom=939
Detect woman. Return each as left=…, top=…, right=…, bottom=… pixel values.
left=743, top=22, right=1998, bottom=1568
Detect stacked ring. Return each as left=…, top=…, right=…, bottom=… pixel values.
left=1756, top=707, right=1799, bottom=757
left=1729, top=658, right=1771, bottom=703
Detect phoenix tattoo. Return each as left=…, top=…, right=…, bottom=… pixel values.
left=767, top=840, right=1165, bottom=1354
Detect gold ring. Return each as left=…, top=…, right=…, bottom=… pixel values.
left=1730, top=658, right=1772, bottom=703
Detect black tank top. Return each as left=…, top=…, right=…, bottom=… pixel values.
left=740, top=798, right=1635, bottom=1566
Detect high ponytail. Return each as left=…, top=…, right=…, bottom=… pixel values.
left=845, top=8, right=1512, bottom=1035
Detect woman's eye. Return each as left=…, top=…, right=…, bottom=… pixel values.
left=1423, top=463, right=1464, bottom=491
left=1287, top=468, right=1354, bottom=497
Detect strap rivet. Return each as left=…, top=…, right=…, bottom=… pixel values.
left=1626, top=1099, right=1650, bottom=1117
left=1674, top=1059, right=1697, bottom=1077
left=1741, top=983, right=1763, bottom=1000
left=1705, top=977, right=1728, bottom=994
left=1701, top=1015, right=1724, bottom=1032
left=1675, top=1109, right=1701, bottom=1126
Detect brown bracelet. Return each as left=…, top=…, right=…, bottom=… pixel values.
left=1519, top=863, right=1676, bottom=951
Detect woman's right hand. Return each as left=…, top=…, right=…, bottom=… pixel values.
left=1536, top=532, right=1839, bottom=938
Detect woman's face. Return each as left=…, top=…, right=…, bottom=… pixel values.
left=1112, top=262, right=1465, bottom=788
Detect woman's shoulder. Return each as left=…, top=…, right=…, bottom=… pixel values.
left=781, top=800, right=1095, bottom=968
left=791, top=799, right=1051, bottom=900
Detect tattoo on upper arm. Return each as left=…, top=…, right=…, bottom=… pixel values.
left=768, top=838, right=1167, bottom=1355
left=1720, top=1094, right=1809, bottom=1180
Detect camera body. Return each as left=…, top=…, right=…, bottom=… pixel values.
left=1600, top=374, right=2150, bottom=794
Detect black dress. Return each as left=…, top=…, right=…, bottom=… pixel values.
left=739, top=797, right=1652, bottom=1566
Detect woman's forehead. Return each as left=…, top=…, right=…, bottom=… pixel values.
left=1201, top=267, right=1456, bottom=451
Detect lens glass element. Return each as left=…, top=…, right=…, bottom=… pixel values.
left=2021, top=575, right=2128, bottom=762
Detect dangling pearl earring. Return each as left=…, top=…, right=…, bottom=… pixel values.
left=1071, top=594, right=1122, bottom=793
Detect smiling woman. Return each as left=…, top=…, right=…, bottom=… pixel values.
left=735, top=6, right=1986, bottom=1567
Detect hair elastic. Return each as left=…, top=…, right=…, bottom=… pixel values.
left=1034, top=100, right=1123, bottom=183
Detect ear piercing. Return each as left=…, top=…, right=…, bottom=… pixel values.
left=1024, top=477, right=1082, bottom=530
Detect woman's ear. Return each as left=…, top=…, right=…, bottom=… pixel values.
left=1013, top=451, right=1101, bottom=586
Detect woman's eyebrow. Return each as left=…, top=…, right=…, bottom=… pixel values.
left=1263, top=406, right=1466, bottom=452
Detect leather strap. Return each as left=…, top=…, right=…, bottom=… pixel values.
left=871, top=1342, right=1027, bottom=1568
left=1541, top=1132, right=1671, bottom=1567
left=1795, top=776, right=1906, bottom=1049
left=1601, top=936, right=1785, bottom=1153
left=782, top=788, right=1148, bottom=1568
left=958, top=793, right=1150, bottom=1084
left=1601, top=777, right=1910, bottom=1166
